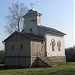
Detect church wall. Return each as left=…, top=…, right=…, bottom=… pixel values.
left=5, top=33, right=31, bottom=67
left=30, top=41, right=39, bottom=57
left=38, top=27, right=45, bottom=37
left=5, top=34, right=31, bottom=57
left=30, top=40, right=45, bottom=57
left=5, top=57, right=31, bottom=67
left=37, top=16, right=41, bottom=26
left=24, top=16, right=39, bottom=35
left=30, top=40, right=45, bottom=66
left=46, top=34, right=65, bottom=57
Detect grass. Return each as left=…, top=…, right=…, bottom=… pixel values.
left=0, top=62, right=75, bottom=75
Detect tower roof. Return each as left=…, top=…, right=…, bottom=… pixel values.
left=23, top=9, right=42, bottom=18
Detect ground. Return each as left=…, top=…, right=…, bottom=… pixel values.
left=0, top=62, right=75, bottom=75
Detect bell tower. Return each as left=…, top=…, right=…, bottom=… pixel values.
left=23, top=9, right=42, bottom=35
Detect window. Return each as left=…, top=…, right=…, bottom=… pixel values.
left=30, top=28, right=34, bottom=34
left=11, top=45, right=14, bottom=50
left=20, top=44, right=23, bottom=50
left=51, top=39, right=56, bottom=51
left=30, top=28, right=32, bottom=33
left=57, top=40, right=61, bottom=51
left=30, top=28, right=32, bottom=32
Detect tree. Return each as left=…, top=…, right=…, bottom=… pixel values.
left=5, top=2, right=28, bottom=34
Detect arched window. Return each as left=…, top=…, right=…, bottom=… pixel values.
left=57, top=40, right=61, bottom=51
left=51, top=39, right=56, bottom=51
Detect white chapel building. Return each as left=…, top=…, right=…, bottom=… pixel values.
left=4, top=9, right=66, bottom=67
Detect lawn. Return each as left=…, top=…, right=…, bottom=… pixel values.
left=0, top=62, right=75, bottom=75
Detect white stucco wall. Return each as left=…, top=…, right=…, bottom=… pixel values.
left=24, top=16, right=39, bottom=35
left=46, top=33, right=65, bottom=57
left=37, top=16, right=41, bottom=26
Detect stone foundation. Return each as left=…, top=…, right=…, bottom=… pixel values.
left=48, top=56, right=66, bottom=62
left=31, top=56, right=66, bottom=67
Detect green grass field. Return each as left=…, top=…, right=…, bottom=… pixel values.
left=0, top=62, right=75, bottom=75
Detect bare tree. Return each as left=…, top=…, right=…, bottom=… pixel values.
left=5, top=2, right=28, bottom=34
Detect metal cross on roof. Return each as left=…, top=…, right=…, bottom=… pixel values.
left=31, top=3, right=34, bottom=9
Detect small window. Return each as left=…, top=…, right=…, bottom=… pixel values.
left=30, top=28, right=34, bottom=34
left=57, top=40, right=61, bottom=51
left=50, top=39, right=56, bottom=51
left=30, top=28, right=32, bottom=32
left=11, top=45, right=14, bottom=50
left=20, top=44, right=23, bottom=50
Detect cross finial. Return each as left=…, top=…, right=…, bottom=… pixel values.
left=31, top=3, right=34, bottom=9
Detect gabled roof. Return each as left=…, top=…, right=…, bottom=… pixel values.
left=4, top=31, right=45, bottom=42
left=40, top=25, right=66, bottom=36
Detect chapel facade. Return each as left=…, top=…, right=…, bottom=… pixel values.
left=4, top=9, right=66, bottom=67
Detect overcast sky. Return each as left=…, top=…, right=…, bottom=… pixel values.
left=0, top=0, right=74, bottom=50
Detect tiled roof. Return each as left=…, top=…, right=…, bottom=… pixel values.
left=40, top=25, right=66, bottom=36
